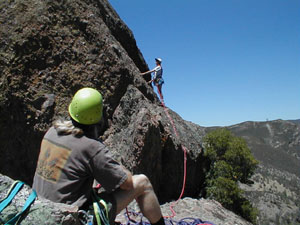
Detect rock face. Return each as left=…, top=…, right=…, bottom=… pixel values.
left=0, top=0, right=153, bottom=183
left=0, top=0, right=299, bottom=225
left=102, top=86, right=206, bottom=201
left=0, top=0, right=205, bottom=202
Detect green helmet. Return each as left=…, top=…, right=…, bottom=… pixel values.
left=68, top=87, right=103, bottom=125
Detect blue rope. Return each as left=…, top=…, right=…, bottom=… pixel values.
left=176, top=217, right=216, bottom=225
left=122, top=211, right=216, bottom=225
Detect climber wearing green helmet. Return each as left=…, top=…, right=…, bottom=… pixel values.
left=68, top=87, right=103, bottom=125
left=33, top=87, right=165, bottom=225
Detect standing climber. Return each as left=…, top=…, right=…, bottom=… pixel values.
left=141, top=58, right=164, bottom=103
left=33, top=87, right=165, bottom=225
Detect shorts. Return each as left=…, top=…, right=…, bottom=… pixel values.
left=154, top=78, right=164, bottom=86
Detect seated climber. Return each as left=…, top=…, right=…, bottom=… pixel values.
left=33, top=87, right=165, bottom=225
left=141, top=58, right=164, bottom=103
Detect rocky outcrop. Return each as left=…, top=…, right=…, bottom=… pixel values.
left=102, top=85, right=206, bottom=201
left=0, top=0, right=158, bottom=186
left=0, top=0, right=207, bottom=204
left=117, top=197, right=253, bottom=225
left=0, top=174, right=79, bottom=225
left=0, top=173, right=253, bottom=225
left=1, top=0, right=299, bottom=225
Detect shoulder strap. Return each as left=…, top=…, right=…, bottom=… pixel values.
left=0, top=181, right=24, bottom=213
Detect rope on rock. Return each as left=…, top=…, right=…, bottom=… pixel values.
left=155, top=84, right=188, bottom=218
left=121, top=210, right=216, bottom=225
left=122, top=85, right=216, bottom=225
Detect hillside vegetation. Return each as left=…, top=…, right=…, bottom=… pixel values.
left=203, top=128, right=259, bottom=224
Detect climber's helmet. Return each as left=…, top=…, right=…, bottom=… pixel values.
left=68, top=87, right=103, bottom=125
left=155, top=58, right=162, bottom=64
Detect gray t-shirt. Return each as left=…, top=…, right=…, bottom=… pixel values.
left=33, top=127, right=127, bottom=208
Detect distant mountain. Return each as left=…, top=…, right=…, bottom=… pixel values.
left=226, top=119, right=300, bottom=225
left=288, top=119, right=300, bottom=125
left=229, top=119, right=300, bottom=177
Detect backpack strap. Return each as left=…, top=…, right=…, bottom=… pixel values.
left=0, top=181, right=24, bottom=213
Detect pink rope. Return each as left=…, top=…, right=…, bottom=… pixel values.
left=155, top=84, right=188, bottom=218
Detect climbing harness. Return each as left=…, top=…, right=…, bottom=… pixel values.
left=78, top=190, right=110, bottom=225
left=0, top=180, right=37, bottom=225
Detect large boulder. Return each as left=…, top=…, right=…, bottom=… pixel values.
left=0, top=0, right=206, bottom=202
left=0, top=0, right=156, bottom=183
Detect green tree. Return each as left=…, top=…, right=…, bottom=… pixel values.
left=206, top=176, right=242, bottom=207
left=224, top=137, right=258, bottom=182
left=203, top=128, right=259, bottom=224
left=204, top=128, right=258, bottom=183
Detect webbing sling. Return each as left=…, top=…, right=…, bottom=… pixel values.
left=92, top=191, right=110, bottom=225
left=0, top=181, right=24, bottom=213
left=4, top=190, right=37, bottom=225
left=0, top=181, right=37, bottom=225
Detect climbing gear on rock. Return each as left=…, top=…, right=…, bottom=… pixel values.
left=69, top=87, right=103, bottom=125
left=77, top=191, right=109, bottom=225
left=119, top=210, right=216, bottom=225
left=78, top=210, right=94, bottom=225
left=0, top=180, right=37, bottom=225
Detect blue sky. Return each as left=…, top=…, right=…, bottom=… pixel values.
left=109, top=0, right=300, bottom=127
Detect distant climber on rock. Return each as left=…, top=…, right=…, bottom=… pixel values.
left=141, top=58, right=164, bottom=103
left=33, top=87, right=165, bottom=225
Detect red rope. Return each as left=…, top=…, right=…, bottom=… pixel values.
left=155, top=84, right=188, bottom=218
left=125, top=84, right=188, bottom=221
